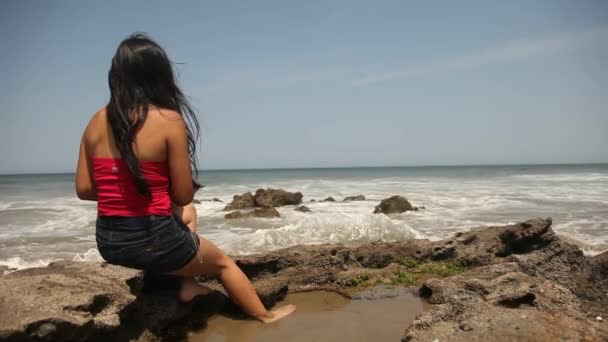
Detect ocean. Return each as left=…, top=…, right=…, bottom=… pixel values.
left=1, top=164, right=607, bottom=270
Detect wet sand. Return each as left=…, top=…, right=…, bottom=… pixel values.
left=189, top=286, right=426, bottom=342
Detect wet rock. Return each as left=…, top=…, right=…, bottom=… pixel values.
left=294, top=205, right=312, bottom=213
left=224, top=192, right=256, bottom=211
left=373, top=195, right=414, bottom=214
left=192, top=199, right=201, bottom=204
left=322, top=196, right=336, bottom=202
left=343, top=195, right=365, bottom=201
left=224, top=211, right=245, bottom=219
left=252, top=207, right=280, bottom=218
left=254, top=188, right=303, bottom=207
left=224, top=207, right=281, bottom=219
left=201, top=198, right=223, bottom=203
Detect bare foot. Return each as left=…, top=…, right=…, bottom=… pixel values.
left=178, top=277, right=212, bottom=302
left=256, top=304, right=297, bottom=323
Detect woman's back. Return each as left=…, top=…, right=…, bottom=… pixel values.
left=77, top=106, right=196, bottom=208
left=85, top=107, right=173, bottom=162
left=83, top=107, right=185, bottom=216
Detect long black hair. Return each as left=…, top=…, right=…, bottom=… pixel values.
left=107, top=33, right=200, bottom=196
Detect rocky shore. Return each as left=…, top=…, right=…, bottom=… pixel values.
left=1, top=217, right=606, bottom=341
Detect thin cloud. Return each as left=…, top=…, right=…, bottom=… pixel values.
left=353, top=26, right=608, bottom=86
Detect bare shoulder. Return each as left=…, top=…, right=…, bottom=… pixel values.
left=83, top=107, right=107, bottom=140
left=150, top=107, right=184, bottom=121
left=148, top=107, right=185, bottom=129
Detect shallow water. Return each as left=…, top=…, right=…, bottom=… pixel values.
left=190, top=287, right=425, bottom=342
left=1, top=164, right=607, bottom=269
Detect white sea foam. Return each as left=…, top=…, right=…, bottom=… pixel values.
left=215, top=210, right=425, bottom=255
left=2, top=166, right=607, bottom=269
left=72, top=248, right=104, bottom=262
left=0, top=256, right=57, bottom=272
left=510, top=173, right=608, bottom=182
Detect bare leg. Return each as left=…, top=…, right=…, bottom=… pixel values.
left=170, top=236, right=295, bottom=322
left=172, top=202, right=211, bottom=302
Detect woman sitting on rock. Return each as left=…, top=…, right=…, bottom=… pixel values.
left=75, top=33, right=295, bottom=323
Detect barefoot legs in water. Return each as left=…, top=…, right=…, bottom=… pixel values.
left=171, top=202, right=296, bottom=322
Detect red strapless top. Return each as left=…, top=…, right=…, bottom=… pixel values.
left=92, top=157, right=172, bottom=216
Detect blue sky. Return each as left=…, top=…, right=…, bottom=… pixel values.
left=1, top=0, right=607, bottom=173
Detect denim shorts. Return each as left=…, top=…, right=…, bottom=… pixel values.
left=96, top=215, right=200, bottom=274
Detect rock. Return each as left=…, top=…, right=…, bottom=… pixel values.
left=343, top=195, right=365, bottom=201
left=224, top=192, right=255, bottom=211
left=201, top=198, right=223, bottom=203
left=310, top=199, right=316, bottom=202
left=254, top=188, right=303, bottom=207
left=192, top=199, right=201, bottom=204
left=404, top=303, right=608, bottom=342
left=0, top=262, right=287, bottom=341
left=373, top=195, right=414, bottom=214
left=2, top=218, right=607, bottom=341
left=321, top=196, right=336, bottom=202
left=224, top=207, right=280, bottom=219
left=252, top=207, right=280, bottom=218
left=294, top=205, right=311, bottom=213
left=568, top=250, right=608, bottom=318
left=403, top=258, right=607, bottom=341
left=0, top=262, right=139, bottom=341
left=224, top=211, right=244, bottom=219
left=427, top=218, right=555, bottom=265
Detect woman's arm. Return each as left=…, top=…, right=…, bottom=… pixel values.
left=75, top=135, right=97, bottom=201
left=165, top=112, right=194, bottom=206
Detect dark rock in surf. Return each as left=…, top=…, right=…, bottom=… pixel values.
left=254, top=188, right=302, bottom=208
left=343, top=195, right=365, bottom=202
left=321, top=197, right=336, bottom=202
left=294, top=205, right=311, bottom=213
left=224, top=207, right=280, bottom=219
left=224, top=211, right=245, bottom=219
left=373, top=195, right=414, bottom=214
left=192, top=199, right=201, bottom=204
left=224, top=192, right=256, bottom=211
left=252, top=207, right=280, bottom=218
left=201, top=198, right=223, bottom=203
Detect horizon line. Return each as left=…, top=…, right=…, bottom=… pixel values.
left=1, top=161, right=607, bottom=176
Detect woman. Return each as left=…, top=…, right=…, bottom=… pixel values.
left=75, top=33, right=295, bottom=323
